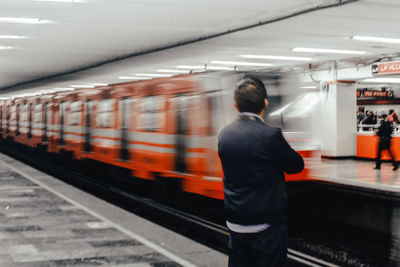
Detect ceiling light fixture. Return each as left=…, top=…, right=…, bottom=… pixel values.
left=300, top=86, right=317, bottom=89
left=207, top=66, right=235, bottom=70
left=33, top=0, right=79, bottom=2
left=361, top=78, right=400, bottom=84
left=0, top=35, right=28, bottom=39
left=0, top=46, right=12, bottom=50
left=118, top=76, right=152, bottom=80
left=292, top=47, right=366, bottom=55
left=0, top=17, right=49, bottom=24
left=176, top=65, right=234, bottom=71
left=84, top=83, right=108, bottom=86
left=69, top=84, right=95, bottom=88
left=351, top=35, right=400, bottom=44
left=157, top=69, right=190, bottom=73
left=53, top=87, right=75, bottom=91
left=240, top=55, right=312, bottom=61
left=211, top=60, right=272, bottom=67
left=176, top=65, right=205, bottom=70
left=135, top=73, right=174, bottom=77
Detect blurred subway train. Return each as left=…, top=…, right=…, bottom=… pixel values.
left=0, top=72, right=320, bottom=199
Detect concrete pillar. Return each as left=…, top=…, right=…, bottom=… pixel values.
left=319, top=81, right=357, bottom=157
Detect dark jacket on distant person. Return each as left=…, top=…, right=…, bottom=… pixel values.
left=218, top=115, right=304, bottom=226
left=377, top=120, right=393, bottom=149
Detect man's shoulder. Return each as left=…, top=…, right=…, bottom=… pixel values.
left=220, top=120, right=279, bottom=137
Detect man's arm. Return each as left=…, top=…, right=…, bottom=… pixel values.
left=271, top=128, right=304, bottom=174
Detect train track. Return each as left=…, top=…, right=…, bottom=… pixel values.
left=0, top=141, right=342, bottom=267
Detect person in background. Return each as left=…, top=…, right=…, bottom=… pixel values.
left=375, top=114, right=398, bottom=170
left=362, top=111, right=376, bottom=131
left=387, top=109, right=399, bottom=124
left=357, top=111, right=365, bottom=125
left=218, top=77, right=304, bottom=266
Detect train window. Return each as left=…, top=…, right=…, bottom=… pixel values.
left=206, top=91, right=225, bottom=136
left=69, top=101, right=82, bottom=125
left=21, top=104, right=27, bottom=121
left=46, top=103, right=52, bottom=125
left=138, top=96, right=164, bottom=131
left=34, top=104, right=42, bottom=123
left=96, top=99, right=114, bottom=128
left=18, top=105, right=22, bottom=121
left=11, top=106, right=16, bottom=121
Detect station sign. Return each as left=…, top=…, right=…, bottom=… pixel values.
left=371, top=61, right=400, bottom=75
left=357, top=89, right=393, bottom=98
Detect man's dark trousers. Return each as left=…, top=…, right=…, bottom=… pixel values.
left=376, top=136, right=397, bottom=168
left=228, top=224, right=288, bottom=267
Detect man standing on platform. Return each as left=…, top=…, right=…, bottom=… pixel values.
left=375, top=114, right=398, bottom=170
left=218, top=77, right=304, bottom=267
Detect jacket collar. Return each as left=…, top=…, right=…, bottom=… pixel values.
left=238, top=112, right=265, bottom=124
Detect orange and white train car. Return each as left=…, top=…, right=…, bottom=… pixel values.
left=0, top=73, right=319, bottom=200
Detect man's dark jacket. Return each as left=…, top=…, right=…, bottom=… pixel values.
left=218, top=115, right=304, bottom=225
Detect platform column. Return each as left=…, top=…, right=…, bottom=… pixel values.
left=319, top=81, right=357, bottom=157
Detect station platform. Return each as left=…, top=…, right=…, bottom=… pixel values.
left=0, top=153, right=227, bottom=267
left=311, top=158, right=400, bottom=195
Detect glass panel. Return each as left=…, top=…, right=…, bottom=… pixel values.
left=11, top=106, right=16, bottom=120
left=22, top=105, right=27, bottom=121
left=138, top=96, right=164, bottom=131
left=47, top=103, right=52, bottom=125
left=69, top=101, right=82, bottom=125
left=34, top=104, right=42, bottom=123
left=96, top=99, right=114, bottom=128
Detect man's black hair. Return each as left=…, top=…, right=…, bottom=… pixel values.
left=234, top=77, right=267, bottom=114
left=381, top=114, right=388, bottom=119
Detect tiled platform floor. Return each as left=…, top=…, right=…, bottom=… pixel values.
left=310, top=159, right=400, bottom=193
left=0, top=153, right=227, bottom=267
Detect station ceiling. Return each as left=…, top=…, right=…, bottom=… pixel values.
left=1, top=0, right=400, bottom=95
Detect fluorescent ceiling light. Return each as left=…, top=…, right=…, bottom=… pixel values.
left=53, top=87, right=75, bottom=91
left=361, top=78, right=400, bottom=84
left=0, top=35, right=27, bottom=39
left=176, top=65, right=205, bottom=70
left=352, top=35, right=400, bottom=44
left=0, top=46, right=12, bottom=50
left=84, top=82, right=108, bottom=86
left=207, top=66, right=235, bottom=70
left=135, top=73, right=174, bottom=77
left=176, top=65, right=234, bottom=71
left=211, top=60, right=272, bottom=67
left=38, top=89, right=56, bottom=94
left=70, top=84, right=95, bottom=88
left=241, top=55, right=312, bottom=61
left=157, top=69, right=190, bottom=73
left=292, top=47, right=365, bottom=55
left=0, top=17, right=49, bottom=24
left=33, top=0, right=79, bottom=2
left=119, top=76, right=152, bottom=80
left=300, top=86, right=317, bottom=89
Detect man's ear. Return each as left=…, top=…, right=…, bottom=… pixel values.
left=264, top=99, right=269, bottom=110
left=234, top=101, right=239, bottom=112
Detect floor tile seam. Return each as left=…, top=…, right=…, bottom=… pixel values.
left=0, top=155, right=197, bottom=267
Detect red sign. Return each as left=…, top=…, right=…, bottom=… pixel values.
left=357, top=90, right=393, bottom=98
left=372, top=61, right=400, bottom=75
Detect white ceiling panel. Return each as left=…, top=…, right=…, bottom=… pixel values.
left=2, top=0, right=400, bottom=96
left=1, top=0, right=342, bottom=89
